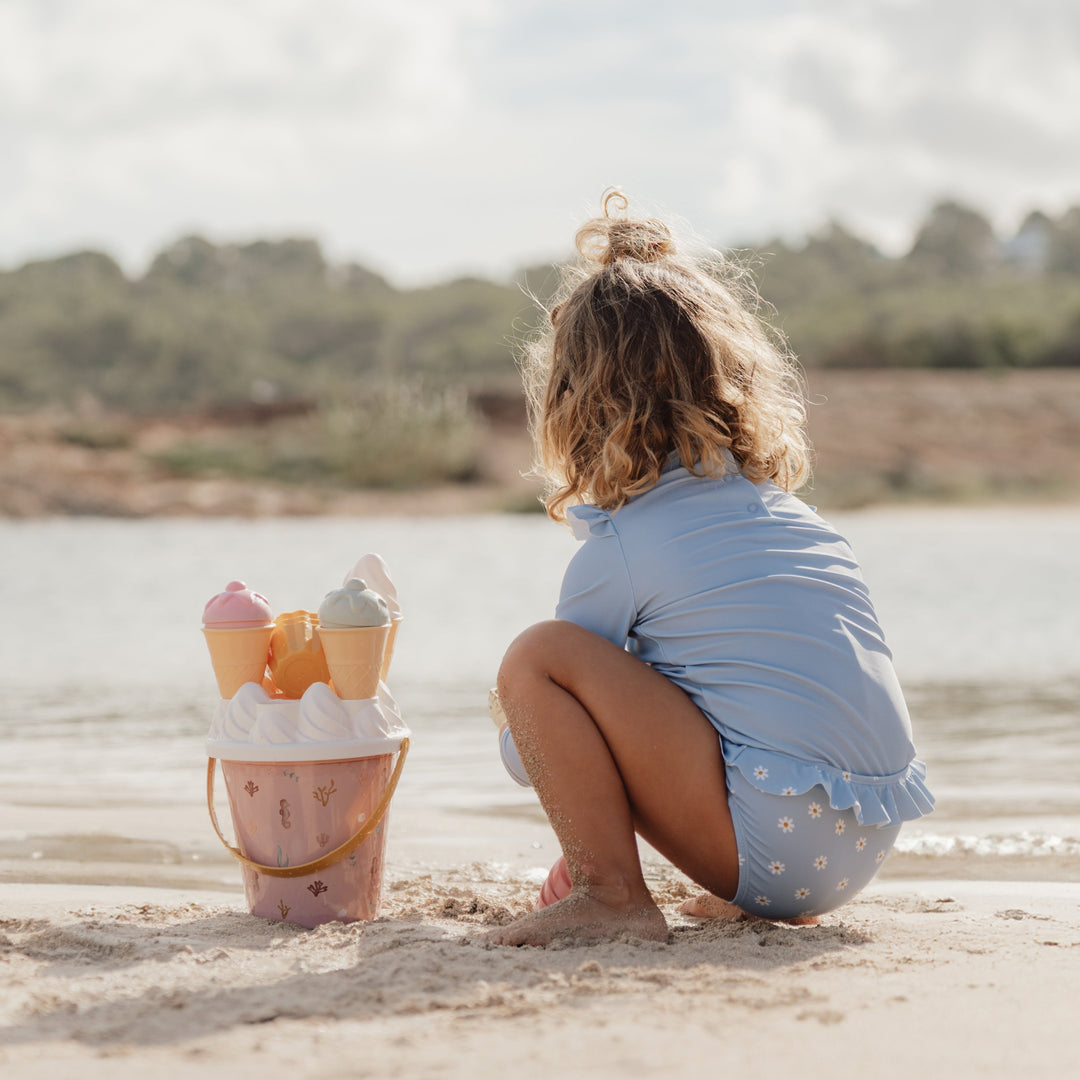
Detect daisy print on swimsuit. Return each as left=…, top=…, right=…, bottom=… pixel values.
left=755, top=895, right=772, bottom=907
left=794, top=887, right=811, bottom=901
left=855, top=836, right=868, bottom=853
left=768, top=860, right=786, bottom=876
left=813, top=855, right=828, bottom=871
left=807, top=801, right=823, bottom=819
left=836, top=878, right=849, bottom=891
left=778, top=816, right=795, bottom=834
left=834, top=818, right=846, bottom=835
left=754, top=765, right=768, bottom=781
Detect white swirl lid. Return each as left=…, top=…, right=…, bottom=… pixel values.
left=207, top=682, right=408, bottom=762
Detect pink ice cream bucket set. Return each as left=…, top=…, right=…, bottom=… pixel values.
left=203, top=556, right=408, bottom=929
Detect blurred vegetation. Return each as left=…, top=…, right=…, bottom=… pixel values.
left=2, top=199, right=1078, bottom=491
left=747, top=201, right=1080, bottom=370
left=0, top=237, right=531, bottom=412
left=150, top=380, right=481, bottom=491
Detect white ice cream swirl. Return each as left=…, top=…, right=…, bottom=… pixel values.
left=251, top=708, right=300, bottom=744
left=295, top=682, right=354, bottom=740
left=220, top=682, right=270, bottom=740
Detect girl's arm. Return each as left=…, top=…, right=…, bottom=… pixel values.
left=555, top=526, right=636, bottom=648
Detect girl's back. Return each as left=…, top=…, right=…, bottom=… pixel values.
left=557, top=455, right=928, bottom=824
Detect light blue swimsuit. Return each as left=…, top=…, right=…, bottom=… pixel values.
left=550, top=454, right=933, bottom=918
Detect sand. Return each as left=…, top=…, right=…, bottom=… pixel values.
left=2, top=869, right=1078, bottom=1079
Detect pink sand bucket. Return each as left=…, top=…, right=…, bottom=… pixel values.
left=206, top=684, right=409, bottom=928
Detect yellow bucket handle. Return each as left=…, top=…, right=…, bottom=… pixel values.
left=206, top=737, right=409, bottom=879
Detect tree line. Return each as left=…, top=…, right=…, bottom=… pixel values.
left=1, top=199, right=1079, bottom=414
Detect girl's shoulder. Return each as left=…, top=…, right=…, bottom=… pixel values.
left=570, top=465, right=830, bottom=541
left=567, top=462, right=741, bottom=542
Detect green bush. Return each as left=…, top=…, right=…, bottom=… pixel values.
left=3, top=209, right=1080, bottom=418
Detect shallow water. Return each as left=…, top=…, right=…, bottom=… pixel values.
left=1, top=509, right=1078, bottom=881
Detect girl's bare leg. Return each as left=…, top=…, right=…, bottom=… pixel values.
left=488, top=620, right=740, bottom=946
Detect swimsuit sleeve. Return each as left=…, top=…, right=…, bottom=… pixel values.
left=556, top=506, right=637, bottom=648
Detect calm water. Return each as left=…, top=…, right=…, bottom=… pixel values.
left=1, top=510, right=1079, bottom=875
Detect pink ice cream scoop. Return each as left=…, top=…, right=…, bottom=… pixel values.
left=203, top=581, right=274, bottom=629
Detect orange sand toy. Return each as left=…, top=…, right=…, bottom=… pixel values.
left=319, top=625, right=390, bottom=700
left=268, top=611, right=331, bottom=698
left=203, top=626, right=274, bottom=698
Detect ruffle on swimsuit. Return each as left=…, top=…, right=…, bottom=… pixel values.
left=724, top=743, right=934, bottom=828
left=567, top=504, right=617, bottom=540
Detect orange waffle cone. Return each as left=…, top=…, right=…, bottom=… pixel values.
left=319, top=625, right=390, bottom=699
left=379, top=616, right=403, bottom=682
left=203, top=626, right=273, bottom=698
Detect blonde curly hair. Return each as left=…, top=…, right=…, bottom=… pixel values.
left=521, top=190, right=811, bottom=522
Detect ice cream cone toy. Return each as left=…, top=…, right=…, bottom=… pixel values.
left=344, top=554, right=402, bottom=682
left=202, top=581, right=274, bottom=698
left=380, top=615, right=403, bottom=683
left=268, top=611, right=331, bottom=699
left=318, top=578, right=390, bottom=700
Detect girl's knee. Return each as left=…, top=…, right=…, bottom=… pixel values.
left=498, top=620, right=595, bottom=701
left=499, top=620, right=563, bottom=687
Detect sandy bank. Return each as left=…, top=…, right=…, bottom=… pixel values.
left=1, top=875, right=1077, bottom=1079
left=4, top=369, right=1080, bottom=516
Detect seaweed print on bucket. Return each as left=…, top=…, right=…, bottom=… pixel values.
left=313, top=780, right=337, bottom=806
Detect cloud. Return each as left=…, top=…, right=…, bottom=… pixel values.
left=0, top=0, right=1078, bottom=279
left=0, top=0, right=500, bottom=275
left=697, top=0, right=1080, bottom=249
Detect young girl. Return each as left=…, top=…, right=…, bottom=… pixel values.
left=490, top=191, right=932, bottom=947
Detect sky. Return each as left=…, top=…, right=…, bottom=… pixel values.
left=2, top=0, right=1079, bottom=284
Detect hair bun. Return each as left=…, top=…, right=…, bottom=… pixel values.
left=575, top=190, right=675, bottom=267
left=604, top=219, right=674, bottom=265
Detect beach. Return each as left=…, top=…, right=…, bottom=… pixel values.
left=3, top=873, right=1079, bottom=1077
left=2, top=511, right=1079, bottom=1077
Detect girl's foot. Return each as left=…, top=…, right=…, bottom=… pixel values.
left=488, top=890, right=669, bottom=947
left=677, top=891, right=746, bottom=920
left=678, top=891, right=820, bottom=926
